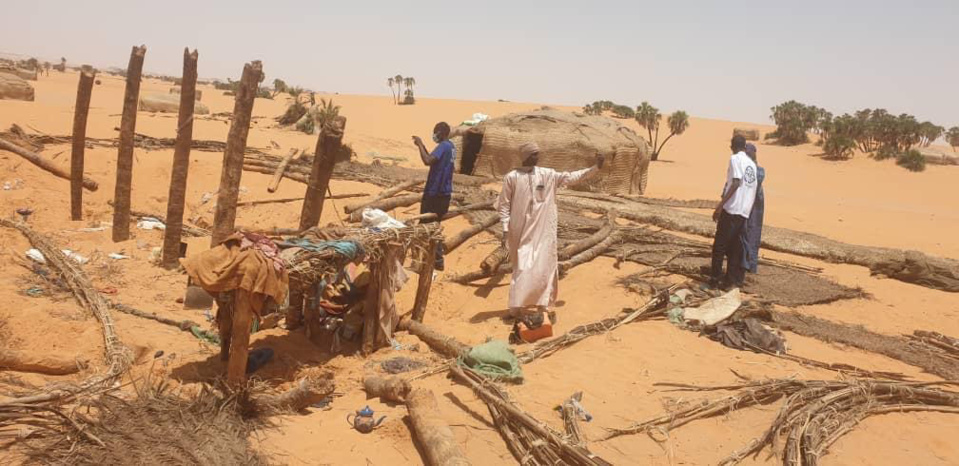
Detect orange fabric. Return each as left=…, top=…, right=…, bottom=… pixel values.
left=180, top=234, right=289, bottom=314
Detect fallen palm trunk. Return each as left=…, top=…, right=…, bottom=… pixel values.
left=0, top=125, right=272, bottom=156
left=559, top=231, right=619, bottom=275
left=558, top=212, right=616, bottom=261
left=444, top=213, right=498, bottom=254
left=397, top=315, right=470, bottom=359
left=0, top=219, right=131, bottom=410
left=363, top=375, right=412, bottom=403
left=0, top=137, right=99, bottom=191
left=480, top=247, right=508, bottom=273
left=348, top=193, right=423, bottom=222
left=110, top=301, right=201, bottom=331
left=249, top=374, right=336, bottom=414
left=407, top=388, right=472, bottom=466
left=451, top=365, right=611, bottom=466
left=267, top=148, right=300, bottom=193
left=237, top=193, right=365, bottom=207
left=344, top=178, right=423, bottom=214
left=559, top=195, right=959, bottom=292
left=603, top=378, right=959, bottom=466
left=0, top=349, right=87, bottom=375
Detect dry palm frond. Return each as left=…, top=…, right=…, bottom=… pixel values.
left=603, top=378, right=959, bottom=466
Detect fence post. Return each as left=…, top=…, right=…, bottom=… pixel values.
left=70, top=65, right=96, bottom=221
left=211, top=61, right=262, bottom=246
left=298, top=116, right=346, bottom=231
left=161, top=48, right=199, bottom=268
left=111, top=45, right=147, bottom=240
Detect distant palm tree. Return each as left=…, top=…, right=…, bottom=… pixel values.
left=315, top=98, right=342, bottom=130
left=405, top=76, right=415, bottom=92
left=634, top=102, right=661, bottom=149
left=650, top=111, right=690, bottom=161
left=394, top=74, right=404, bottom=102
left=272, top=79, right=287, bottom=98
left=387, top=77, right=396, bottom=104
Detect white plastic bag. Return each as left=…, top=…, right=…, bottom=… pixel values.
left=361, top=208, right=405, bottom=230
left=137, top=217, right=166, bottom=230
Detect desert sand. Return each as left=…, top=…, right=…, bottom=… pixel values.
left=1, top=70, right=958, bottom=465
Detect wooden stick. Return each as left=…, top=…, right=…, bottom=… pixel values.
left=480, top=247, right=508, bottom=273
left=211, top=61, right=262, bottom=246
left=411, top=238, right=438, bottom=322
left=558, top=212, right=615, bottom=261
left=407, top=388, right=472, bottom=466
left=238, top=193, right=365, bottom=207
left=161, top=48, right=197, bottom=268
left=70, top=65, right=96, bottom=220
left=299, top=116, right=347, bottom=230
left=110, top=300, right=200, bottom=331
left=404, top=200, right=495, bottom=223
left=0, top=349, right=87, bottom=375
left=111, top=46, right=146, bottom=239
left=444, top=213, right=498, bottom=253
left=226, top=289, right=254, bottom=386
left=559, top=231, right=619, bottom=275
left=363, top=375, right=412, bottom=403
left=251, top=375, right=336, bottom=413
left=0, top=138, right=98, bottom=190
left=344, top=178, right=423, bottom=214
left=397, top=315, right=470, bottom=359
left=267, top=148, right=300, bottom=193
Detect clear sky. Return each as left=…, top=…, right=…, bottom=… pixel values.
left=3, top=0, right=957, bottom=125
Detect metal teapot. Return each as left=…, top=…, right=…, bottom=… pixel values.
left=347, top=406, right=385, bottom=433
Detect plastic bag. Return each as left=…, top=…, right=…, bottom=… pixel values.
left=361, top=208, right=405, bottom=230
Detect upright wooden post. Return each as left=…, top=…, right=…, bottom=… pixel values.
left=226, top=289, right=254, bottom=386
left=111, top=45, right=147, bottom=240
left=299, top=116, right=346, bottom=231
left=211, top=61, right=262, bottom=246
left=70, top=65, right=96, bottom=221
left=161, top=48, right=199, bottom=268
left=361, top=261, right=381, bottom=356
left=411, top=238, right=438, bottom=322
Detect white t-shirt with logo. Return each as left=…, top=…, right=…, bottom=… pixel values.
left=721, top=151, right=758, bottom=218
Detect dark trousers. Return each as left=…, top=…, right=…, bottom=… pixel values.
left=420, top=194, right=451, bottom=270
left=711, top=210, right=747, bottom=286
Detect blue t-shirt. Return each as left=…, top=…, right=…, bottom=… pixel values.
left=424, top=140, right=455, bottom=196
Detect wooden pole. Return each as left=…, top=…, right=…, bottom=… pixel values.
left=407, top=388, right=472, bottom=466
left=161, top=48, right=198, bottom=268
left=403, top=200, right=495, bottom=223
left=344, top=178, right=423, bottom=214
left=0, top=138, right=98, bottom=190
left=363, top=375, right=412, bottom=403
left=480, top=247, right=508, bottom=273
left=70, top=65, right=96, bottom=221
left=211, top=61, right=262, bottom=246
left=299, top=116, right=346, bottom=231
left=226, top=289, right=254, bottom=386
left=111, top=46, right=146, bottom=240
left=361, top=261, right=380, bottom=356
left=444, top=213, right=498, bottom=253
left=0, top=349, right=87, bottom=375
left=396, top=315, right=470, bottom=359
left=267, top=148, right=300, bottom=193
left=411, top=238, right=438, bottom=322
left=237, top=193, right=365, bottom=207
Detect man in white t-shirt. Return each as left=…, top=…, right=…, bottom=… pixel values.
left=709, top=135, right=758, bottom=289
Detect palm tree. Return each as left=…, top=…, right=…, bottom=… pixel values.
left=649, top=111, right=690, bottom=161
left=946, top=127, right=959, bottom=153
left=405, top=76, right=415, bottom=93
left=272, top=79, right=287, bottom=98
left=387, top=77, right=396, bottom=104
left=394, top=74, right=404, bottom=103
left=634, top=102, right=662, bottom=150
left=315, top=98, right=342, bottom=130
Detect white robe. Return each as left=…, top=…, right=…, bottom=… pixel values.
left=498, top=166, right=596, bottom=308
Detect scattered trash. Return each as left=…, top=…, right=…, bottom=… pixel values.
left=200, top=192, right=215, bottom=205
left=347, top=406, right=385, bottom=434
left=461, top=112, right=490, bottom=126
left=136, top=217, right=166, bottom=230
left=707, top=318, right=787, bottom=354
left=23, top=286, right=44, bottom=297
left=98, top=286, right=118, bottom=295
left=3, top=178, right=24, bottom=190
left=25, top=248, right=88, bottom=265
left=246, top=347, right=274, bottom=374
left=108, top=253, right=130, bottom=260
left=557, top=391, right=593, bottom=422
left=361, top=208, right=405, bottom=230
left=380, top=356, right=426, bottom=374
left=682, top=288, right=741, bottom=326
left=16, top=207, right=33, bottom=222
left=190, top=325, right=220, bottom=345
left=149, top=247, right=162, bottom=263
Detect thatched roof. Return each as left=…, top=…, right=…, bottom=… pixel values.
left=455, top=107, right=652, bottom=195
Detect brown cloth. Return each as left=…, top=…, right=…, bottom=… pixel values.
left=180, top=233, right=289, bottom=314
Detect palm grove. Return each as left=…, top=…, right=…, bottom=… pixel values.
left=583, top=100, right=690, bottom=161
left=767, top=100, right=959, bottom=172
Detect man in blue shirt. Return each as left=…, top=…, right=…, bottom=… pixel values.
left=412, top=122, right=455, bottom=270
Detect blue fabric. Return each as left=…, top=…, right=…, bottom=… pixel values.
left=741, top=166, right=765, bottom=273
left=280, top=239, right=363, bottom=259
left=424, top=140, right=455, bottom=196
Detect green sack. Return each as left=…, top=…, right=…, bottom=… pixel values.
left=457, top=340, right=523, bottom=383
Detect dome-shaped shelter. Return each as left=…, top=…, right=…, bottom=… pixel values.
left=454, top=107, right=652, bottom=195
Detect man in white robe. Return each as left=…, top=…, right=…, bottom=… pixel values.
left=498, top=142, right=604, bottom=319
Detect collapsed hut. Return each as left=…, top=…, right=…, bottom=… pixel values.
left=452, top=107, right=652, bottom=195
left=0, top=72, right=35, bottom=101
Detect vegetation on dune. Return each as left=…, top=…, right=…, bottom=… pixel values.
left=387, top=74, right=417, bottom=105
left=272, top=78, right=287, bottom=97
left=582, top=100, right=690, bottom=161
left=277, top=100, right=307, bottom=125
left=771, top=100, right=950, bottom=172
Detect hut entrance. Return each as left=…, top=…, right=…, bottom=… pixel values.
left=459, top=130, right=483, bottom=175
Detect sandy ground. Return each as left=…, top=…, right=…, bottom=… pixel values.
left=1, top=70, right=958, bottom=465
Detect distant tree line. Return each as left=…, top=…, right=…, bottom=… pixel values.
left=768, top=100, right=958, bottom=172
left=583, top=100, right=690, bottom=161
left=387, top=75, right=416, bottom=105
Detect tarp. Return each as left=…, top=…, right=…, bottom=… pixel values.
left=458, top=340, right=524, bottom=383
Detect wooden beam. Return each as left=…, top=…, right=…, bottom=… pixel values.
left=266, top=148, right=300, bottom=193
left=70, top=65, right=96, bottom=220
left=407, top=388, right=472, bottom=466
left=161, top=48, right=198, bottom=268
left=344, top=178, right=423, bottom=214
left=444, top=213, right=498, bottom=253
left=299, top=116, right=346, bottom=230
left=0, top=138, right=98, bottom=190
left=211, top=61, right=262, bottom=246
left=411, top=238, right=438, bottom=322
left=112, top=46, right=146, bottom=240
